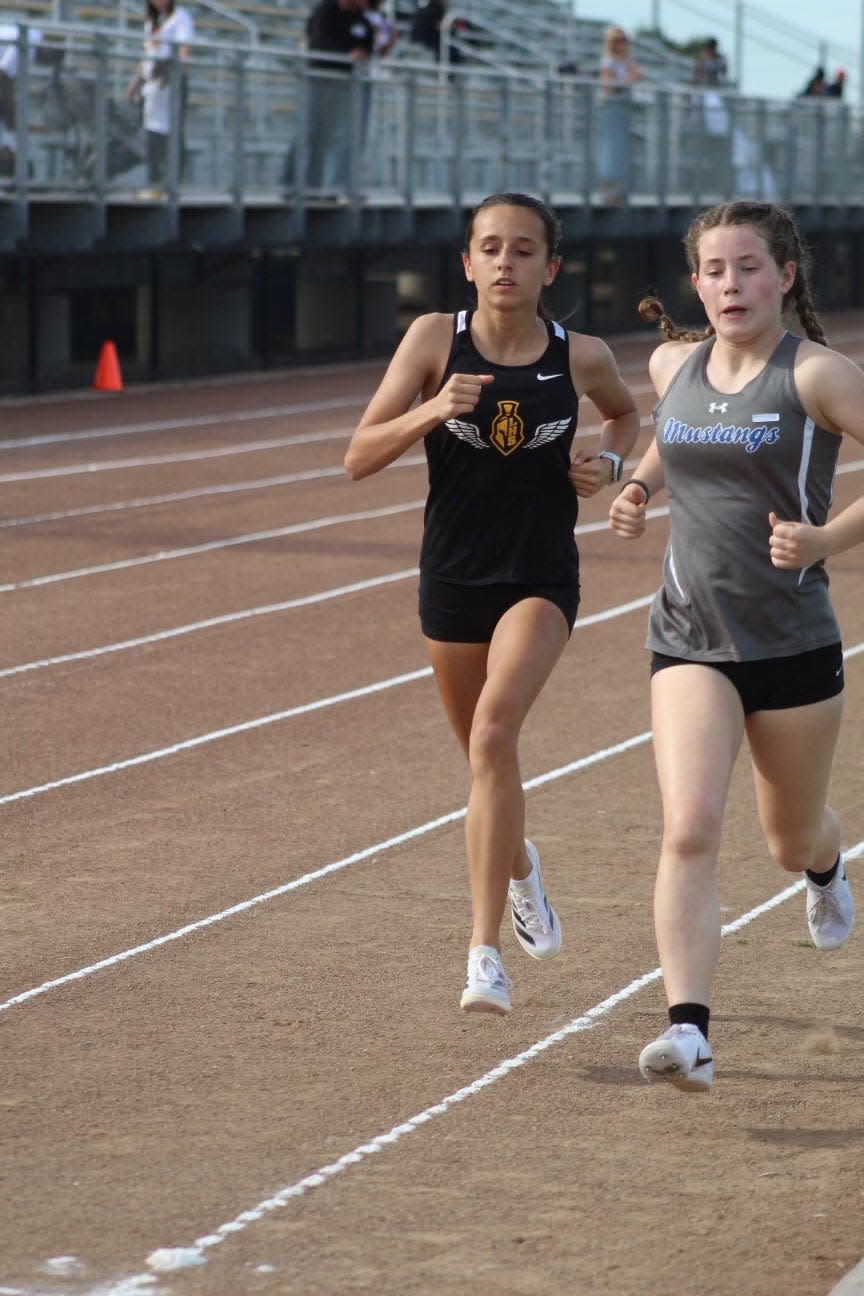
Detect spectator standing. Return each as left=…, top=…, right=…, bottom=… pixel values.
left=125, top=0, right=194, bottom=192
left=690, top=36, right=730, bottom=181
left=691, top=37, right=727, bottom=87
left=409, top=0, right=465, bottom=64
left=597, top=26, right=644, bottom=204
left=365, top=0, right=397, bottom=57
left=0, top=25, right=53, bottom=179
left=825, top=69, right=845, bottom=98
left=304, top=0, right=373, bottom=192
left=798, top=66, right=826, bottom=97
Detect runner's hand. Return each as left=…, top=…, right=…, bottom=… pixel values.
left=768, top=511, right=826, bottom=569
left=569, top=451, right=610, bottom=498
left=609, top=481, right=648, bottom=537
left=435, top=372, right=494, bottom=421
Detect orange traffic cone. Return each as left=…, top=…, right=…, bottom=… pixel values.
left=92, top=340, right=124, bottom=392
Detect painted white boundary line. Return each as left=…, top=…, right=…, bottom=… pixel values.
left=0, top=503, right=668, bottom=596
left=4, top=327, right=864, bottom=452
left=0, top=569, right=425, bottom=678
left=3, top=641, right=859, bottom=1014
left=829, top=1256, right=864, bottom=1295
left=140, top=838, right=864, bottom=1278
left=2, top=329, right=862, bottom=453
left=1, top=570, right=656, bottom=682
left=0, top=414, right=651, bottom=493
left=0, top=731, right=652, bottom=1016
left=4, top=455, right=862, bottom=595
left=0, top=590, right=662, bottom=793
left=0, top=398, right=371, bottom=453
left=3, top=621, right=861, bottom=810
left=0, top=500, right=427, bottom=594
left=0, top=456, right=426, bottom=529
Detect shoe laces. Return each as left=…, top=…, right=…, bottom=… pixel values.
left=468, top=951, right=512, bottom=991
left=808, top=882, right=844, bottom=928
left=511, top=889, right=550, bottom=934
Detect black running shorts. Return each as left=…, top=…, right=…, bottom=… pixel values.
left=419, top=571, right=580, bottom=643
left=650, top=642, right=844, bottom=714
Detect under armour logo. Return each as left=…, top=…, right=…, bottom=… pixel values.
left=709, top=401, right=728, bottom=414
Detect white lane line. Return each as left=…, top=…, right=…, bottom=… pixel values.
left=0, top=432, right=360, bottom=483
left=0, top=731, right=653, bottom=1017
left=0, top=666, right=435, bottom=807
left=0, top=590, right=657, bottom=787
left=0, top=569, right=425, bottom=678
left=0, top=414, right=652, bottom=487
left=140, top=838, right=864, bottom=1276
left=2, top=331, right=862, bottom=455
left=2, top=637, right=859, bottom=1012
left=0, top=420, right=652, bottom=528
left=3, top=455, right=860, bottom=591
left=0, top=500, right=428, bottom=594
left=0, top=498, right=668, bottom=596
left=0, top=399, right=371, bottom=453
left=0, top=457, right=427, bottom=530
left=4, top=616, right=860, bottom=807
left=0, top=532, right=657, bottom=679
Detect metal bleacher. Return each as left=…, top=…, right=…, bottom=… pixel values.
left=1, top=1, right=863, bottom=256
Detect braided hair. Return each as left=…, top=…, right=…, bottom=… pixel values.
left=639, top=201, right=826, bottom=346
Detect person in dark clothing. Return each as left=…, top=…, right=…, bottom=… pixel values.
left=824, top=69, right=845, bottom=98
left=799, top=66, right=826, bottom=98
left=303, top=0, right=373, bottom=191
left=409, top=0, right=465, bottom=63
left=691, top=37, right=727, bottom=87
left=345, top=192, right=639, bottom=1015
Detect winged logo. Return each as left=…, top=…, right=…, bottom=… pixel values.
left=525, top=417, right=572, bottom=450
left=445, top=418, right=488, bottom=451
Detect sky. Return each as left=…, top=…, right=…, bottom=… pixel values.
left=577, top=0, right=863, bottom=102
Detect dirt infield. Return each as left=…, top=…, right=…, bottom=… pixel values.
left=1, top=316, right=863, bottom=1296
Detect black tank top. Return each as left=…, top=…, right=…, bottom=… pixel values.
left=420, top=310, right=581, bottom=584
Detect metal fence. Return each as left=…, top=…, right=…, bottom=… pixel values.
left=3, top=21, right=864, bottom=245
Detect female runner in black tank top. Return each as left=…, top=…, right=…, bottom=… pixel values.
left=345, top=193, right=639, bottom=1016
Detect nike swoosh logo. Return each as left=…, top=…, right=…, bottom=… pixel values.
left=836, top=667, right=843, bottom=676
left=537, top=373, right=564, bottom=381
left=694, top=1052, right=712, bottom=1068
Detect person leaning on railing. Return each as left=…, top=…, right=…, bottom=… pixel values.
left=125, top=0, right=194, bottom=193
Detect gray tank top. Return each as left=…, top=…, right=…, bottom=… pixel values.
left=647, top=332, right=841, bottom=661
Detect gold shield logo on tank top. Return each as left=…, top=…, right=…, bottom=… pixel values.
left=490, top=400, right=524, bottom=456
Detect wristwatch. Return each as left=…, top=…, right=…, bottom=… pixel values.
left=598, top=449, right=623, bottom=483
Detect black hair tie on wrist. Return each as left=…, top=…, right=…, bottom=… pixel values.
left=621, top=478, right=651, bottom=503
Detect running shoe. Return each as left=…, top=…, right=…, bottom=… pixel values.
left=509, top=840, right=562, bottom=960
left=638, top=1023, right=714, bottom=1092
left=806, top=858, right=855, bottom=950
left=460, top=945, right=512, bottom=1015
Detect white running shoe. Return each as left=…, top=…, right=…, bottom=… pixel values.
left=639, top=1023, right=714, bottom=1092
left=509, top=840, right=563, bottom=960
left=805, top=859, right=855, bottom=950
left=460, top=945, right=512, bottom=1015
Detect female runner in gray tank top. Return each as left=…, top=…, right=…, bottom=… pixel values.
left=346, top=193, right=639, bottom=1015
left=610, top=200, right=864, bottom=1092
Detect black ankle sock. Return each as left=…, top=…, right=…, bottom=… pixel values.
left=805, top=854, right=840, bottom=887
left=668, top=1002, right=710, bottom=1039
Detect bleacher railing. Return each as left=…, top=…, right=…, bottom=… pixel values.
left=3, top=22, right=864, bottom=240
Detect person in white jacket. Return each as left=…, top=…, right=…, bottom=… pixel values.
left=126, top=0, right=194, bottom=189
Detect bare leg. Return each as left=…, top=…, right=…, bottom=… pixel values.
left=747, top=693, right=844, bottom=872
left=425, top=598, right=569, bottom=950
left=650, top=665, right=745, bottom=1006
